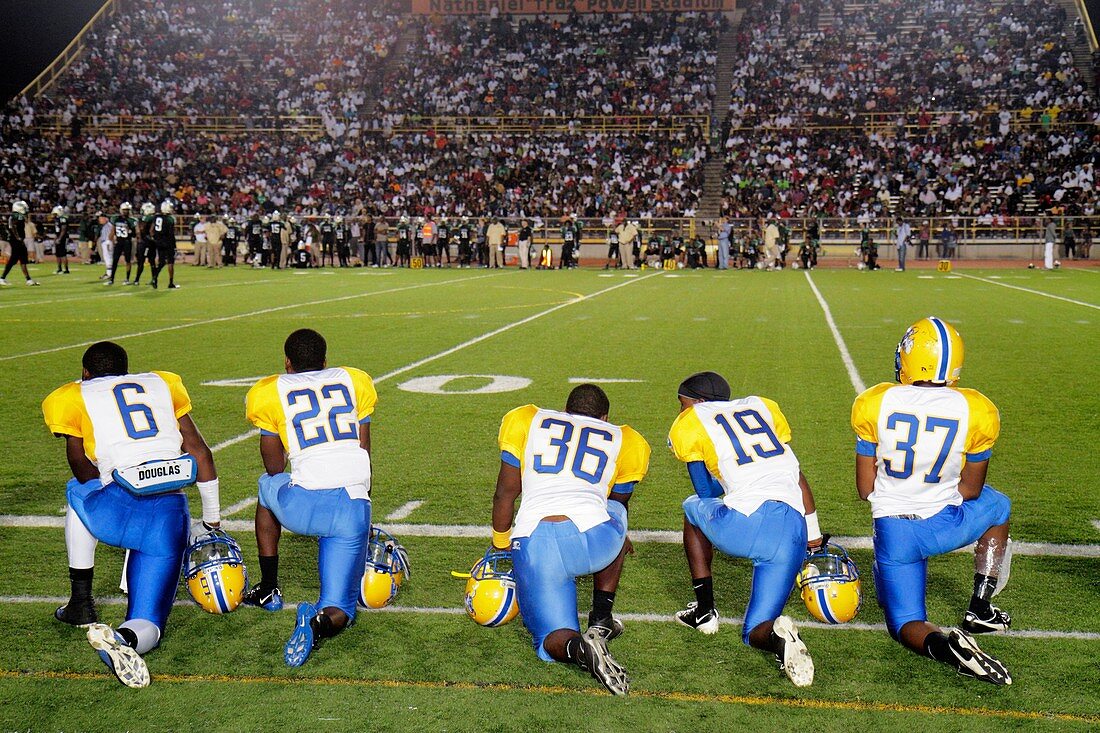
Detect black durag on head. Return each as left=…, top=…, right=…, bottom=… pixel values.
left=677, top=371, right=731, bottom=402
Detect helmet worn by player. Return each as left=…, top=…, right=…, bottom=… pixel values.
left=797, top=542, right=862, bottom=624
left=895, top=316, right=964, bottom=386
left=160, top=201, right=174, bottom=215
left=141, top=202, right=156, bottom=216
left=120, top=202, right=132, bottom=214
left=358, top=527, right=411, bottom=609
left=464, top=548, right=519, bottom=627
left=185, top=528, right=249, bottom=614
left=12, top=200, right=29, bottom=215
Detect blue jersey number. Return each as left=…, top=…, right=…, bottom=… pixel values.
left=714, top=409, right=785, bottom=466
left=883, top=412, right=960, bottom=482
left=113, top=383, right=160, bottom=439
left=287, top=384, right=358, bottom=449
left=532, top=418, right=612, bottom=485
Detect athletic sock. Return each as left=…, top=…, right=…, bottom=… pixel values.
left=692, top=576, right=714, bottom=612
left=972, top=573, right=997, bottom=609
left=116, top=626, right=139, bottom=649
left=564, top=636, right=583, bottom=664
left=924, top=631, right=956, bottom=664
left=312, top=613, right=337, bottom=640
left=258, top=555, right=279, bottom=592
left=591, top=590, right=616, bottom=622
left=69, top=567, right=94, bottom=602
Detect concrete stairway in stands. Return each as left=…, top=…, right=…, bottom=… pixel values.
left=699, top=18, right=743, bottom=218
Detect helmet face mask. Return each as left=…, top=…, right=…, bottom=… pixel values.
left=464, top=548, right=519, bottom=627
left=185, top=529, right=248, bottom=614
left=358, top=527, right=411, bottom=609
left=895, top=316, right=964, bottom=386
left=797, top=543, right=862, bottom=624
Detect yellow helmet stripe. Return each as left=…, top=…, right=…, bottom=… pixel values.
left=928, top=317, right=951, bottom=382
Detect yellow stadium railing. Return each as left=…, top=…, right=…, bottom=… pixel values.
left=18, top=0, right=119, bottom=100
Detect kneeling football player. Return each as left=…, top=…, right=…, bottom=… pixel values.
left=668, top=371, right=822, bottom=687
left=42, top=342, right=221, bottom=688
left=244, top=329, right=376, bottom=666
left=491, top=385, right=651, bottom=695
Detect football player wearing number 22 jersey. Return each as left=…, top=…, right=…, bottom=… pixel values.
left=245, top=329, right=377, bottom=668
left=41, top=342, right=222, bottom=688
left=852, top=317, right=1013, bottom=685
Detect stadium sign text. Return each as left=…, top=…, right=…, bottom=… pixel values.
left=412, top=0, right=734, bottom=13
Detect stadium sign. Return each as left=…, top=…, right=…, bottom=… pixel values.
left=411, top=0, right=734, bottom=13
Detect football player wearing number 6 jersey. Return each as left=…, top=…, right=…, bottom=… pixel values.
left=41, top=341, right=222, bottom=688
left=244, top=329, right=377, bottom=667
left=668, top=371, right=821, bottom=688
left=852, top=317, right=1013, bottom=685
left=493, top=385, right=651, bottom=696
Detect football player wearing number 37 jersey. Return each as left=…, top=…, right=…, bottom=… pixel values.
left=245, top=329, right=377, bottom=667
left=667, top=371, right=821, bottom=688
left=493, top=385, right=651, bottom=695
left=41, top=341, right=222, bottom=688
left=852, top=317, right=1013, bottom=685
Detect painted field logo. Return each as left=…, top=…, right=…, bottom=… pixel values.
left=397, top=375, right=532, bottom=395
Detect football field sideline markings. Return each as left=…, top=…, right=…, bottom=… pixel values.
left=2, top=595, right=1099, bottom=644
left=0, top=670, right=1094, bottom=724
left=957, top=273, right=1100, bottom=310
left=204, top=272, right=658, bottom=514
left=3, top=515, right=1099, bottom=558
left=803, top=272, right=867, bottom=393
left=0, top=274, right=498, bottom=362
left=384, top=500, right=424, bottom=521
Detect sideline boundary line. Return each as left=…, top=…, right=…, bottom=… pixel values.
left=803, top=272, right=867, bottom=393
left=0, top=274, right=497, bottom=362
left=957, top=273, right=1100, bottom=310
left=2, top=515, right=1098, bottom=557
left=0, top=669, right=1094, bottom=723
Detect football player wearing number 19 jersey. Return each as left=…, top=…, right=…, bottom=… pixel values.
left=493, top=385, right=651, bottom=695
left=667, top=371, right=821, bottom=688
left=852, top=317, right=1013, bottom=685
left=244, top=329, right=377, bottom=667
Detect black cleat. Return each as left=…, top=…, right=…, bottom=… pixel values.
left=586, top=615, right=624, bottom=642
left=675, top=601, right=719, bottom=634
left=943, top=628, right=1012, bottom=685
left=962, top=604, right=1011, bottom=634
left=55, top=600, right=98, bottom=626
left=576, top=628, right=629, bottom=695
left=241, top=583, right=284, bottom=611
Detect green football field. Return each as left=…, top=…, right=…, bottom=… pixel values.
left=0, top=262, right=1097, bottom=732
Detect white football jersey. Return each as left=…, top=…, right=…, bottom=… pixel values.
left=668, top=397, right=804, bottom=516
left=246, top=367, right=377, bottom=498
left=498, top=406, right=650, bottom=539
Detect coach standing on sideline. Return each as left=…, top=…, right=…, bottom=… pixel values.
left=205, top=216, right=227, bottom=269
left=894, top=216, right=910, bottom=272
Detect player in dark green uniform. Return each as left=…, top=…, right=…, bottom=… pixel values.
left=107, top=203, right=137, bottom=285
left=149, top=201, right=178, bottom=289
left=52, top=206, right=72, bottom=274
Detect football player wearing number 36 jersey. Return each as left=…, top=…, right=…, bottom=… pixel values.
left=245, top=329, right=377, bottom=667
left=852, top=317, right=1013, bottom=685
left=493, top=385, right=651, bottom=695
left=41, top=341, right=222, bottom=688
left=667, top=371, right=821, bottom=688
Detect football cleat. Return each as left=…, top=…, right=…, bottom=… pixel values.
left=576, top=628, right=630, bottom=696
left=942, top=628, right=1012, bottom=685
left=55, top=600, right=97, bottom=627
left=675, top=601, right=719, bottom=634
left=586, top=615, right=624, bottom=642
left=285, top=602, right=319, bottom=668
left=86, top=623, right=149, bottom=688
left=773, top=615, right=814, bottom=687
left=797, top=542, right=863, bottom=624
left=895, top=316, right=964, bottom=386
left=184, top=528, right=248, bottom=613
left=961, top=604, right=1011, bottom=634
left=464, top=548, right=519, bottom=627
left=241, top=583, right=284, bottom=612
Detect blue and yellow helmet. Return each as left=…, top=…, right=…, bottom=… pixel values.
left=797, top=543, right=862, bottom=624
left=359, top=527, right=411, bottom=609
left=185, top=529, right=248, bottom=614
left=464, top=548, right=519, bottom=627
left=895, top=316, right=964, bottom=386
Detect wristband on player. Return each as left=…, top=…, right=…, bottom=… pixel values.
left=197, top=478, right=221, bottom=525
left=491, top=528, right=511, bottom=550
left=805, top=511, right=822, bottom=546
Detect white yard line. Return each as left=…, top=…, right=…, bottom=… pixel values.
left=567, top=377, right=645, bottom=384
left=384, top=500, right=424, bottom=521
left=0, top=278, right=282, bottom=310
left=4, top=514, right=1098, bottom=558
left=221, top=496, right=260, bottom=517
left=1092, top=520, right=1100, bottom=532
left=957, top=273, right=1100, bottom=310
left=2, top=594, right=1097, bottom=640
left=0, top=274, right=494, bottom=362
left=803, top=272, right=867, bottom=393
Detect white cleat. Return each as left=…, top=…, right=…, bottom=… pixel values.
left=773, top=615, right=814, bottom=687
left=943, top=628, right=1012, bottom=685
left=86, top=623, right=150, bottom=688
left=675, top=601, right=720, bottom=635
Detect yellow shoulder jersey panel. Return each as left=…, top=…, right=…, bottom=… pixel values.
left=342, top=367, right=377, bottom=421
left=851, top=382, right=895, bottom=444
left=758, top=397, right=792, bottom=444
left=151, top=370, right=192, bottom=418
left=245, top=375, right=284, bottom=436
left=668, top=407, right=720, bottom=477
left=611, top=425, right=651, bottom=486
left=42, top=381, right=87, bottom=438
left=498, top=404, right=538, bottom=462
left=957, top=387, right=1000, bottom=458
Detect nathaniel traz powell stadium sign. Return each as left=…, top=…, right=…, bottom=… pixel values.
left=411, top=0, right=734, bottom=13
